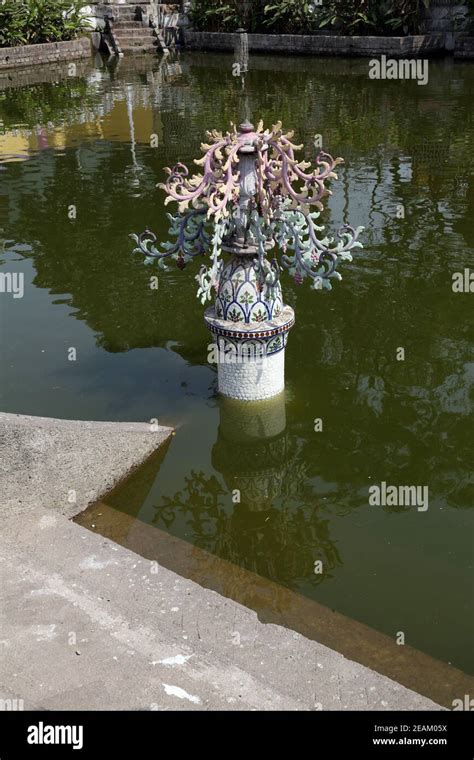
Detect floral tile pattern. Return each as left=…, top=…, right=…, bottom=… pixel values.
left=215, top=255, right=283, bottom=323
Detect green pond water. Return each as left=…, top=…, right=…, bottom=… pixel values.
left=0, top=52, right=472, bottom=679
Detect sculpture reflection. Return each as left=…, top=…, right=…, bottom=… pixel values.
left=152, top=394, right=342, bottom=589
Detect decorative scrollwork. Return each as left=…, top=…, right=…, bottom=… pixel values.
left=131, top=120, right=364, bottom=297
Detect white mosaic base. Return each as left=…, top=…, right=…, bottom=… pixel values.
left=217, top=348, right=285, bottom=401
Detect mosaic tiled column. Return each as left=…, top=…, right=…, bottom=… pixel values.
left=204, top=251, right=294, bottom=400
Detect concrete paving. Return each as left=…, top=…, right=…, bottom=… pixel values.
left=0, top=413, right=443, bottom=710
left=0, top=413, right=173, bottom=519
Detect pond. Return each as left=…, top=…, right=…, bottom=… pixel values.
left=1, top=51, right=472, bottom=704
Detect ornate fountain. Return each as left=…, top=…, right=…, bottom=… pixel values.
left=131, top=118, right=363, bottom=400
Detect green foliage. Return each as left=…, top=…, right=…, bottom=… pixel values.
left=316, top=0, right=430, bottom=36
left=0, top=0, right=29, bottom=47
left=189, top=0, right=317, bottom=33
left=188, top=0, right=257, bottom=33
left=0, top=0, right=89, bottom=48
left=263, top=0, right=321, bottom=33
left=189, top=0, right=431, bottom=35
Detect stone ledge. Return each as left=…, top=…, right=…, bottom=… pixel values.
left=0, top=37, right=92, bottom=70
left=0, top=412, right=174, bottom=519
left=184, top=31, right=446, bottom=58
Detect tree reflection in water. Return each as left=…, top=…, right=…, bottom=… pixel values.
left=152, top=395, right=342, bottom=589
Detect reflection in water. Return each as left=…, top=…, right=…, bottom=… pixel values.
left=0, top=52, right=180, bottom=165
left=153, top=395, right=341, bottom=587
left=124, top=83, right=144, bottom=191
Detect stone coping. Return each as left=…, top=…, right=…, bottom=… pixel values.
left=184, top=31, right=446, bottom=58
left=0, top=37, right=91, bottom=71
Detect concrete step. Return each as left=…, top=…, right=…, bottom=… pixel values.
left=112, top=21, right=145, bottom=29
left=121, top=41, right=159, bottom=49
left=124, top=46, right=160, bottom=54
left=117, top=36, right=159, bottom=47
left=110, top=9, right=142, bottom=21
left=113, top=28, right=156, bottom=39
left=114, top=5, right=150, bottom=14
left=112, top=12, right=139, bottom=19
left=114, top=32, right=158, bottom=43
left=114, top=33, right=157, bottom=44
left=118, top=40, right=160, bottom=50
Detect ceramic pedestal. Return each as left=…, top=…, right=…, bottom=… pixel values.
left=204, top=252, right=294, bottom=401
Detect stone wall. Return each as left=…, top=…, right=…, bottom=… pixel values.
left=184, top=31, right=446, bottom=58
left=0, top=38, right=91, bottom=71
left=454, top=35, right=474, bottom=56
left=424, top=1, right=470, bottom=33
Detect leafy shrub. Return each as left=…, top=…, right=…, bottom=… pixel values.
left=189, top=0, right=318, bottom=33
left=188, top=0, right=260, bottom=33
left=263, top=0, right=322, bottom=34
left=189, top=0, right=432, bottom=35
left=0, top=0, right=29, bottom=47
left=0, top=0, right=89, bottom=48
left=317, top=0, right=430, bottom=36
